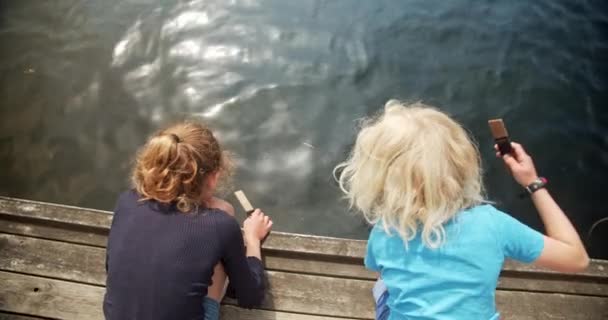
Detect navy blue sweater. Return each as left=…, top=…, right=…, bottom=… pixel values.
left=103, top=191, right=266, bottom=320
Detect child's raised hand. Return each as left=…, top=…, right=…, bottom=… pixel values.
left=243, top=209, right=273, bottom=243
left=495, top=142, right=539, bottom=187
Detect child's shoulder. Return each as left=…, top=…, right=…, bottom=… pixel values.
left=208, top=197, right=235, bottom=217
left=458, top=204, right=515, bottom=232
left=461, top=204, right=504, bottom=219
left=450, top=204, right=497, bottom=229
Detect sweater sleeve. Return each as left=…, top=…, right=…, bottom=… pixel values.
left=106, top=193, right=125, bottom=273
left=220, top=218, right=267, bottom=308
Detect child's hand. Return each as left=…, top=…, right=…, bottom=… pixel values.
left=243, top=209, right=273, bottom=243
left=495, top=142, right=539, bottom=187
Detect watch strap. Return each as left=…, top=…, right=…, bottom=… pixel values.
left=525, top=177, right=548, bottom=195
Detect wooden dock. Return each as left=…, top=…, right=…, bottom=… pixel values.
left=0, top=196, right=607, bottom=319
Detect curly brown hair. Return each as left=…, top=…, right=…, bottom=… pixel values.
left=131, top=121, right=232, bottom=213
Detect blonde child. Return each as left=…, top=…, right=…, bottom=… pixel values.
left=104, top=122, right=272, bottom=320
left=335, top=101, right=589, bottom=320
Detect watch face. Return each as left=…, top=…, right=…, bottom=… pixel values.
left=531, top=181, right=545, bottom=192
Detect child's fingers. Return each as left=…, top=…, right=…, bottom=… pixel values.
left=250, top=209, right=262, bottom=218
left=502, top=153, right=519, bottom=168
left=510, top=142, right=528, bottom=160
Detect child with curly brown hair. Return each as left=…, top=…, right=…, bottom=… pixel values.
left=103, top=122, right=272, bottom=320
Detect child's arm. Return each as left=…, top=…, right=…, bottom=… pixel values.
left=530, top=188, right=589, bottom=272
left=499, top=142, right=589, bottom=272
left=220, top=210, right=272, bottom=307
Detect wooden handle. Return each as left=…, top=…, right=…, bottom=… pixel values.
left=234, top=190, right=255, bottom=215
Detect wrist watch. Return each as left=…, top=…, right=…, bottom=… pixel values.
left=524, top=177, right=548, bottom=195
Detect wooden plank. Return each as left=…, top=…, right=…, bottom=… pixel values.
left=2, top=231, right=608, bottom=298
left=269, top=253, right=608, bottom=296
left=497, top=291, right=608, bottom=320
left=9, top=213, right=604, bottom=286
left=1, top=196, right=607, bottom=278
left=265, top=253, right=608, bottom=296
left=220, top=305, right=357, bottom=320
left=0, top=234, right=106, bottom=285
left=0, top=235, right=372, bottom=318
left=0, top=195, right=367, bottom=258
left=2, top=271, right=607, bottom=320
left=2, top=233, right=606, bottom=319
left=0, top=313, right=49, bottom=320
left=0, top=270, right=369, bottom=319
left=0, top=271, right=355, bottom=320
left=498, top=274, right=608, bottom=297
left=0, top=196, right=365, bottom=258
left=8, top=307, right=357, bottom=320
left=0, top=271, right=105, bottom=320
left=0, top=214, right=107, bottom=247
left=263, top=232, right=366, bottom=259
left=504, top=259, right=608, bottom=279
left=263, top=271, right=373, bottom=318
left=0, top=231, right=371, bottom=285
left=0, top=233, right=372, bottom=318
left=0, top=197, right=111, bottom=230
left=264, top=252, right=372, bottom=279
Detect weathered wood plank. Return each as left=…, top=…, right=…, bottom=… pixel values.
left=497, top=274, right=608, bottom=297
left=2, top=234, right=607, bottom=318
left=266, top=252, right=608, bottom=296
left=498, top=291, right=608, bottom=320
left=0, top=235, right=373, bottom=318
left=0, top=196, right=368, bottom=257
left=0, top=231, right=370, bottom=285
left=0, top=197, right=111, bottom=230
left=263, top=247, right=370, bottom=277
left=263, top=232, right=366, bottom=259
left=2, top=231, right=608, bottom=297
left=0, top=234, right=106, bottom=285
left=220, top=305, right=357, bottom=320
left=504, top=259, right=608, bottom=279
left=0, top=271, right=357, bottom=320
left=0, top=271, right=105, bottom=320
left=0, top=270, right=370, bottom=319
left=0, top=197, right=608, bottom=278
left=0, top=214, right=107, bottom=247
left=0, top=313, right=50, bottom=320
left=2, top=271, right=607, bottom=320
left=264, top=271, right=373, bottom=318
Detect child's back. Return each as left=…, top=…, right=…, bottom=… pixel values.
left=367, top=205, right=542, bottom=319
left=335, top=100, right=588, bottom=320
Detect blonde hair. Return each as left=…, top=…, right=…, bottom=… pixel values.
left=132, top=121, right=232, bottom=213
left=335, top=100, right=485, bottom=248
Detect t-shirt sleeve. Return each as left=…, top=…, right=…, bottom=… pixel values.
left=492, top=207, right=545, bottom=263
left=364, top=229, right=380, bottom=271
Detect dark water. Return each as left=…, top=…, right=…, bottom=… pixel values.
left=1, top=0, right=607, bottom=258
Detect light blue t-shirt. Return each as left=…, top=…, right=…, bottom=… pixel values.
left=365, top=205, right=544, bottom=320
